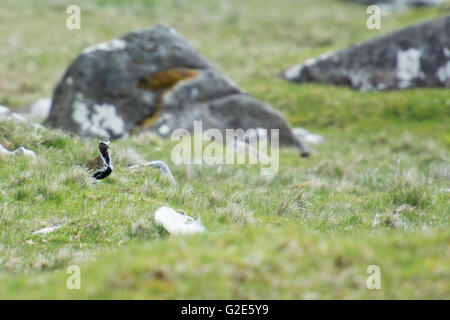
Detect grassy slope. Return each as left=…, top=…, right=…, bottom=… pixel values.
left=0, top=0, right=449, bottom=298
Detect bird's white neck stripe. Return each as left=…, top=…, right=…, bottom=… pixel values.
left=100, top=152, right=112, bottom=168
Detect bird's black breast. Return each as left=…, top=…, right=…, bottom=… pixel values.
left=93, top=166, right=112, bottom=180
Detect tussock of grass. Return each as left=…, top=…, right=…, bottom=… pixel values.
left=114, top=148, right=145, bottom=167
left=276, top=190, right=310, bottom=217
left=61, top=168, right=96, bottom=188
left=214, top=202, right=256, bottom=226
left=130, top=217, right=167, bottom=241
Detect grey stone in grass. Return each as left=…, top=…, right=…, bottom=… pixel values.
left=32, top=225, right=63, bottom=235
left=0, top=142, right=37, bottom=158
left=0, top=106, right=38, bottom=157
left=283, top=16, right=450, bottom=91
left=32, top=219, right=66, bottom=235
left=28, top=97, right=52, bottom=122
left=293, top=127, right=324, bottom=145
left=129, top=160, right=177, bottom=185
left=0, top=105, right=26, bottom=122
left=0, top=105, right=9, bottom=114
left=0, top=104, right=43, bottom=129
left=45, top=25, right=310, bottom=156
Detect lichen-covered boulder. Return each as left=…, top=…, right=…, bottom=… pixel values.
left=45, top=25, right=309, bottom=155
left=283, top=16, right=450, bottom=91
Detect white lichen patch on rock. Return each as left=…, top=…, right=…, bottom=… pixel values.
left=154, top=113, right=175, bottom=137
left=436, top=61, right=450, bottom=83
left=91, top=103, right=126, bottom=136
left=72, top=95, right=91, bottom=132
left=66, top=77, right=74, bottom=85
left=397, top=48, right=423, bottom=88
left=348, top=69, right=375, bottom=92
left=283, top=59, right=316, bottom=80
left=444, top=47, right=450, bottom=57
left=190, top=87, right=199, bottom=100
left=284, top=63, right=304, bottom=80
left=283, top=51, right=332, bottom=81
left=83, top=38, right=127, bottom=54
left=72, top=94, right=125, bottom=138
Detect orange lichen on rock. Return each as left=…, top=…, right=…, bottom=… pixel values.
left=131, top=68, right=198, bottom=135
left=138, top=113, right=160, bottom=128
left=129, top=109, right=161, bottom=135
left=138, top=68, right=198, bottom=91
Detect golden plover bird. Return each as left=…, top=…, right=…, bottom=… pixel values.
left=86, top=140, right=113, bottom=180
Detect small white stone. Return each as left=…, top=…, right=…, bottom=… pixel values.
left=134, top=160, right=177, bottom=185
left=9, top=113, right=26, bottom=122
left=293, top=127, right=324, bottom=145
left=29, top=97, right=51, bottom=122
left=14, top=147, right=37, bottom=158
left=155, top=207, right=206, bottom=235
left=33, top=225, right=62, bottom=235
left=0, top=105, right=9, bottom=114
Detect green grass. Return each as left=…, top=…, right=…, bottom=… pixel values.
left=0, top=0, right=449, bottom=299
left=2, top=229, right=448, bottom=299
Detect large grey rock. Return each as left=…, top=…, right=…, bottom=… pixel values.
left=45, top=25, right=309, bottom=155
left=283, top=16, right=450, bottom=91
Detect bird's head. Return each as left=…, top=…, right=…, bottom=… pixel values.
left=99, top=139, right=110, bottom=150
